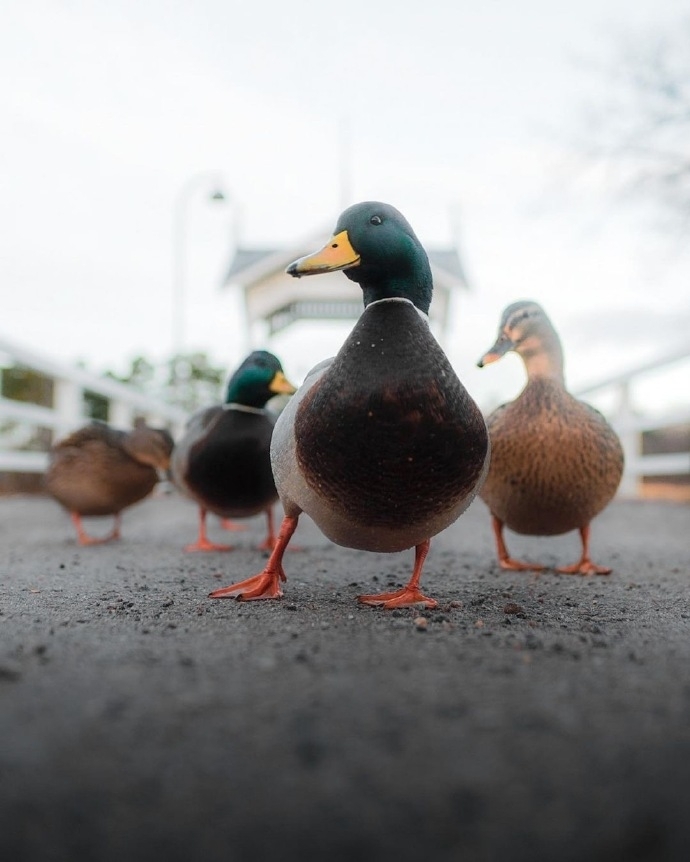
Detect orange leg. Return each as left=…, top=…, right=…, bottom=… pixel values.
left=185, top=508, right=233, bottom=552
left=557, top=524, right=612, bottom=576
left=491, top=515, right=544, bottom=572
left=208, top=515, right=298, bottom=601
left=219, top=518, right=247, bottom=532
left=256, top=506, right=276, bottom=551
left=71, top=512, right=121, bottom=545
left=358, top=540, right=438, bottom=609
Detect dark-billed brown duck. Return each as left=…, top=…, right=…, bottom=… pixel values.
left=477, top=300, right=624, bottom=575
left=46, top=421, right=173, bottom=544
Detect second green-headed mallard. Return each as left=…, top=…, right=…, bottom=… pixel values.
left=478, top=300, right=624, bottom=574
left=210, top=201, right=490, bottom=608
left=171, top=350, right=296, bottom=551
left=45, top=420, right=173, bottom=544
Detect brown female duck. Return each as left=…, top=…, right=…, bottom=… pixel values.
left=46, top=421, right=174, bottom=544
left=478, top=300, right=624, bottom=575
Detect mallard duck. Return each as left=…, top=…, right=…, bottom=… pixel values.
left=210, top=201, right=490, bottom=608
left=171, top=351, right=296, bottom=551
left=45, top=421, right=174, bottom=544
left=477, top=300, right=624, bottom=574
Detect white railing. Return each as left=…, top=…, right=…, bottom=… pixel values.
left=574, top=344, right=690, bottom=497
left=0, top=334, right=187, bottom=474
left=1, top=334, right=688, bottom=497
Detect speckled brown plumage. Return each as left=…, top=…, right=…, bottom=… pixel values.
left=45, top=422, right=173, bottom=543
left=481, top=377, right=623, bottom=535
left=478, top=300, right=624, bottom=574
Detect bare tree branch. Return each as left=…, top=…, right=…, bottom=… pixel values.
left=579, top=19, right=690, bottom=222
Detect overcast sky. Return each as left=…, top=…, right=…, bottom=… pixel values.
left=1, top=0, right=688, bottom=413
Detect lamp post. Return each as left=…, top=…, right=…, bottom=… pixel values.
left=171, top=172, right=228, bottom=359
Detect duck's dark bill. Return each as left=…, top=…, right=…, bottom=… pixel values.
left=477, top=336, right=513, bottom=367
left=286, top=230, right=361, bottom=277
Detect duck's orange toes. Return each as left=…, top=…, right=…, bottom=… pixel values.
left=491, top=515, right=544, bottom=572
left=185, top=538, right=234, bottom=552
left=209, top=569, right=284, bottom=600
left=189, top=509, right=233, bottom=551
left=358, top=540, right=437, bottom=609
left=499, top=556, right=545, bottom=572
left=557, top=525, right=611, bottom=576
left=557, top=560, right=612, bottom=576
left=77, top=533, right=120, bottom=546
left=71, top=512, right=121, bottom=545
left=357, top=587, right=438, bottom=610
left=211, top=514, right=297, bottom=600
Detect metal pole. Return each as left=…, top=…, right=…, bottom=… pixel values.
left=171, top=172, right=227, bottom=359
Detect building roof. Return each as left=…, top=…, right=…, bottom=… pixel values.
left=223, top=243, right=469, bottom=291
left=426, top=249, right=467, bottom=284
left=221, top=233, right=470, bottom=343
left=224, top=248, right=278, bottom=279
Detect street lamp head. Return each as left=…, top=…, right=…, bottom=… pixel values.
left=210, top=190, right=226, bottom=201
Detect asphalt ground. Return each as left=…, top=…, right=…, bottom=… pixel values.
left=0, top=491, right=689, bottom=862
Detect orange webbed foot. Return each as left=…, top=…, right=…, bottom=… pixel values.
left=209, top=514, right=298, bottom=602
left=77, top=533, right=121, bottom=546
left=187, top=509, right=234, bottom=551
left=358, top=541, right=437, bottom=609
left=185, top=538, right=234, bottom=552
left=491, top=516, right=544, bottom=572
left=209, top=568, right=285, bottom=600
left=71, top=513, right=121, bottom=545
left=357, top=587, right=438, bottom=610
left=557, top=560, right=612, bottom=576
left=557, top=526, right=611, bottom=575
left=498, top=557, right=545, bottom=572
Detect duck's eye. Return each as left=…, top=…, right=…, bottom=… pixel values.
left=370, top=215, right=382, bottom=225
